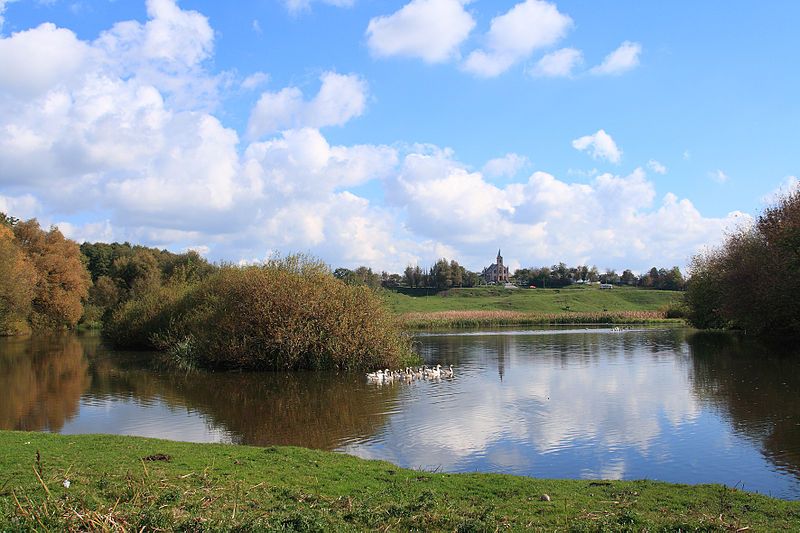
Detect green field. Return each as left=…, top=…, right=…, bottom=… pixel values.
left=384, top=286, right=681, bottom=315
left=1, top=431, right=797, bottom=531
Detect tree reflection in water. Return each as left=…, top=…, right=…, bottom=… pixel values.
left=0, top=334, right=91, bottom=431
left=688, top=332, right=800, bottom=479
left=83, top=334, right=400, bottom=449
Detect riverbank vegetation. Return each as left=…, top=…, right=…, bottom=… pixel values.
left=398, top=310, right=680, bottom=329
left=104, top=255, right=415, bottom=371
left=685, top=189, right=800, bottom=338
left=1, top=431, right=797, bottom=531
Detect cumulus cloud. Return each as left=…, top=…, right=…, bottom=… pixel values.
left=572, top=129, right=622, bottom=163
left=0, top=23, right=93, bottom=98
left=591, top=41, right=641, bottom=76
left=243, top=127, right=398, bottom=195
left=463, top=0, right=573, bottom=77
left=246, top=72, right=367, bottom=139
left=0, top=1, right=747, bottom=274
left=482, top=153, right=529, bottom=178
left=647, top=159, right=667, bottom=175
left=529, top=47, right=582, bottom=78
left=366, top=0, right=475, bottom=64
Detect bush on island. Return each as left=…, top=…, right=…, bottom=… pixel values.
left=104, top=255, right=416, bottom=371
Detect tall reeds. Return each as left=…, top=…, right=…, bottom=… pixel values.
left=398, top=310, right=675, bottom=329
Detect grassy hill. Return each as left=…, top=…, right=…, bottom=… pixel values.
left=384, top=285, right=681, bottom=315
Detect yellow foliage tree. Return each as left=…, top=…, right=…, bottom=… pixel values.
left=13, top=220, right=91, bottom=329
left=0, top=225, right=38, bottom=335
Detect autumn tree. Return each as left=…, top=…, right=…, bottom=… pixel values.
left=686, top=188, right=800, bottom=337
left=0, top=224, right=38, bottom=334
left=13, top=220, right=91, bottom=329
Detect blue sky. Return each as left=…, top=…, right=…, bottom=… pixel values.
left=0, top=0, right=797, bottom=273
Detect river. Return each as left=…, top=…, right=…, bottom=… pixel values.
left=1, top=327, right=798, bottom=499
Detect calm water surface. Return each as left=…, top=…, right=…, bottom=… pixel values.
left=1, top=328, right=799, bottom=500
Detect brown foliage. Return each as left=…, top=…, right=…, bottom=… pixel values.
left=0, top=226, right=38, bottom=335
left=105, top=259, right=416, bottom=371
left=13, top=220, right=91, bottom=329
left=686, top=189, right=800, bottom=336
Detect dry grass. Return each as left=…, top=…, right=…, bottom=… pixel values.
left=398, top=309, right=677, bottom=329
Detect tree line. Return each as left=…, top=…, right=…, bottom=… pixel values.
left=334, top=259, right=686, bottom=291
left=1, top=210, right=687, bottom=338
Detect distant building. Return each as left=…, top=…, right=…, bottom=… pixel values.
left=482, top=249, right=510, bottom=283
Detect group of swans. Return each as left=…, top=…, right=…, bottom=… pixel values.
left=367, top=364, right=454, bottom=384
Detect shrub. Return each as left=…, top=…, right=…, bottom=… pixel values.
left=104, top=258, right=416, bottom=371
left=686, top=188, right=800, bottom=337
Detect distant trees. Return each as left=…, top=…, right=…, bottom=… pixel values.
left=512, top=263, right=685, bottom=290
left=685, top=189, right=800, bottom=337
left=79, top=242, right=217, bottom=324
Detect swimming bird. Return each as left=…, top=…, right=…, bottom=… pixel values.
left=441, top=364, right=454, bottom=378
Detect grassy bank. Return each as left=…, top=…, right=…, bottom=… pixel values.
left=385, top=286, right=680, bottom=314
left=385, top=286, right=684, bottom=328
left=1, top=431, right=797, bottom=531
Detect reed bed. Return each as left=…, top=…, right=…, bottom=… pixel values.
left=398, top=310, right=681, bottom=329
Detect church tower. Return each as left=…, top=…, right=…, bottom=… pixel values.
left=496, top=249, right=506, bottom=282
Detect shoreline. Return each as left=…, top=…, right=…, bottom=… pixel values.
left=1, top=431, right=797, bottom=531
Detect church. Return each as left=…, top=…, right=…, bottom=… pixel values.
left=481, top=249, right=510, bottom=284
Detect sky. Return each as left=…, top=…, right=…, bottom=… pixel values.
left=0, top=0, right=797, bottom=274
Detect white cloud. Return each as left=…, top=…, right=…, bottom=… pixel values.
left=0, top=193, right=40, bottom=220
left=0, top=1, right=749, bottom=274
left=244, top=127, right=398, bottom=195
left=366, top=0, right=475, bottom=64
left=709, top=169, right=729, bottom=184
left=591, top=41, right=641, bottom=76
left=0, top=23, right=93, bottom=98
left=463, top=0, right=573, bottom=77
left=483, top=153, right=529, bottom=178
left=647, top=159, right=667, bottom=175
left=57, top=219, right=114, bottom=243
left=572, top=129, right=622, bottom=163
left=93, top=0, right=218, bottom=109
left=246, top=72, right=367, bottom=139
left=251, top=19, right=262, bottom=35
left=529, top=47, right=582, bottom=78
left=240, top=71, right=269, bottom=91
left=284, top=0, right=354, bottom=15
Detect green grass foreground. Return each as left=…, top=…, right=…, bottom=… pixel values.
left=1, top=432, right=797, bottom=531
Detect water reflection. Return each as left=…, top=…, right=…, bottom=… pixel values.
left=0, top=329, right=799, bottom=499
left=688, top=332, right=800, bottom=479
left=0, top=335, right=90, bottom=431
